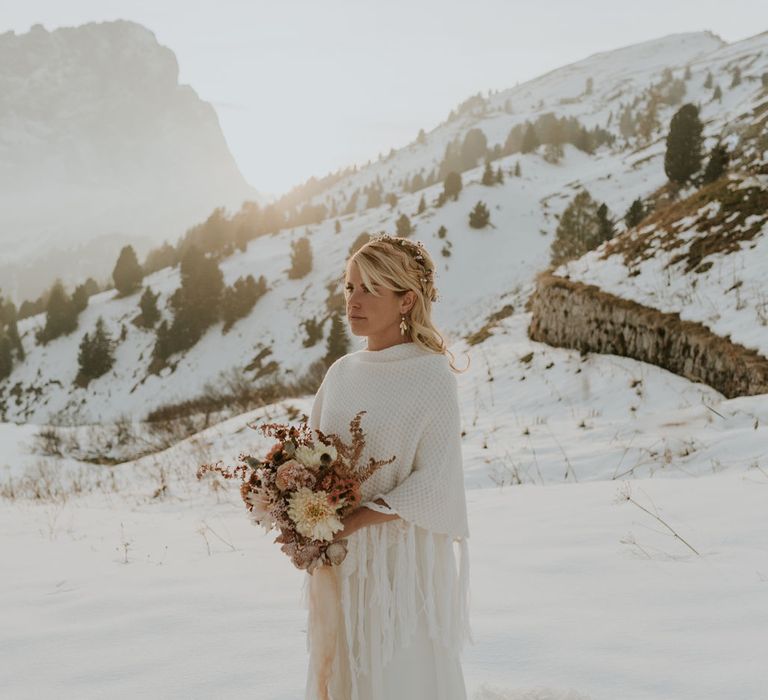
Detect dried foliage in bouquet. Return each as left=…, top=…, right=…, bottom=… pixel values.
left=196, top=410, right=395, bottom=573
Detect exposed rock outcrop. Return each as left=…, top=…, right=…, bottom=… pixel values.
left=527, top=272, right=768, bottom=397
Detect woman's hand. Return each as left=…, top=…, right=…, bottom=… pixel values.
left=332, top=508, right=364, bottom=542
left=332, top=500, right=401, bottom=543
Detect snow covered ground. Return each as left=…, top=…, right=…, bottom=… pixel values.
left=2, top=315, right=767, bottom=700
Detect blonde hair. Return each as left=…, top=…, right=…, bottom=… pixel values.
left=346, top=232, right=470, bottom=374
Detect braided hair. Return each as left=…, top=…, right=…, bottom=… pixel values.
left=369, top=232, right=439, bottom=302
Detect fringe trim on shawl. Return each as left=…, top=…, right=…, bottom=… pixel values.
left=303, top=520, right=472, bottom=700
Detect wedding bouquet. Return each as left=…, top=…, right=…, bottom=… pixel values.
left=196, top=410, right=395, bottom=573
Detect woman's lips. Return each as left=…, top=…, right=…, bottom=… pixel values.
left=349, top=315, right=366, bottom=319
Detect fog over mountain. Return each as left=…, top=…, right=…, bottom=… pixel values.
left=0, top=19, right=261, bottom=302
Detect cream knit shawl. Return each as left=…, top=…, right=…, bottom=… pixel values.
left=304, top=341, right=472, bottom=700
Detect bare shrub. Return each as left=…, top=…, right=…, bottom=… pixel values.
left=33, top=427, right=64, bottom=457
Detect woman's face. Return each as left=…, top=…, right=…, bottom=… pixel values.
left=344, top=261, right=415, bottom=342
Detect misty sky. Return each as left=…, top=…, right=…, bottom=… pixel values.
left=2, top=0, right=766, bottom=195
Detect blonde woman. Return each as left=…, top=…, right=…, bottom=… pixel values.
left=303, top=232, right=472, bottom=700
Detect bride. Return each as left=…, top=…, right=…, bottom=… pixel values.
left=303, top=232, right=472, bottom=700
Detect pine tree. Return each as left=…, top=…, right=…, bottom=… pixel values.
left=574, top=128, right=593, bottom=154
left=288, top=236, right=313, bottom=279
left=0, top=297, right=24, bottom=363
left=596, top=203, right=615, bottom=242
left=664, top=103, right=703, bottom=184
left=416, top=128, right=427, bottom=145
left=386, top=192, right=398, bottom=209
left=624, top=198, right=646, bottom=229
left=161, top=245, right=225, bottom=357
left=221, top=274, right=267, bottom=333
left=324, top=312, right=350, bottom=366
left=503, top=124, right=524, bottom=155
left=417, top=195, right=426, bottom=215
left=637, top=97, right=660, bottom=143
left=619, top=107, right=636, bottom=139
left=585, top=77, right=594, bottom=95
left=152, top=320, right=172, bottom=365
left=701, top=144, right=729, bottom=184
left=514, top=161, right=522, bottom=177
left=176, top=245, right=225, bottom=322
left=684, top=65, right=692, bottom=80
left=343, top=191, right=359, bottom=216
left=139, top=287, right=160, bottom=328
left=78, top=316, right=115, bottom=380
left=521, top=123, right=540, bottom=153
left=365, top=187, right=382, bottom=209
left=662, top=79, right=687, bottom=106
left=143, top=242, right=178, bottom=275
left=112, top=245, right=143, bottom=296
left=730, top=66, right=741, bottom=88
left=438, top=136, right=463, bottom=178
left=762, top=73, right=768, bottom=89
left=409, top=173, right=425, bottom=192
left=481, top=162, right=496, bottom=186
left=468, top=201, right=491, bottom=229
left=437, top=225, right=447, bottom=239
left=71, top=283, right=89, bottom=314
left=495, top=166, right=504, bottom=184
left=460, top=128, right=488, bottom=170
left=704, top=71, right=713, bottom=89
left=549, top=190, right=604, bottom=265
left=334, top=219, right=341, bottom=234
left=0, top=330, right=12, bottom=380
left=713, top=85, right=722, bottom=102
left=396, top=214, right=413, bottom=237
left=444, top=171, right=463, bottom=201
left=37, top=280, right=78, bottom=344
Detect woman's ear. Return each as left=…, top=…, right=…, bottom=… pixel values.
left=401, top=290, right=417, bottom=314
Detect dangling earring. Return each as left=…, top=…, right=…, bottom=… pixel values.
left=399, top=314, right=408, bottom=336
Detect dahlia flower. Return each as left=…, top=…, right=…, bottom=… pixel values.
left=287, top=487, right=344, bottom=541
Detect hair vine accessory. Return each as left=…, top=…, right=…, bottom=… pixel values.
left=370, top=232, right=439, bottom=302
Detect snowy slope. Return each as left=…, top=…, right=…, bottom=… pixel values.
left=302, top=31, right=728, bottom=212
left=554, top=174, right=768, bottom=357
left=553, top=61, right=768, bottom=358
left=3, top=29, right=768, bottom=426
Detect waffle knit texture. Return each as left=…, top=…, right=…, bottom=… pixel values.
left=303, top=341, right=472, bottom=700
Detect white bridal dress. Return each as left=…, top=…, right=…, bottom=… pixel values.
left=302, top=342, right=472, bottom=700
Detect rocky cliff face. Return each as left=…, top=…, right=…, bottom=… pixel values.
left=527, top=273, right=768, bottom=398
left=0, top=20, right=258, bottom=301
